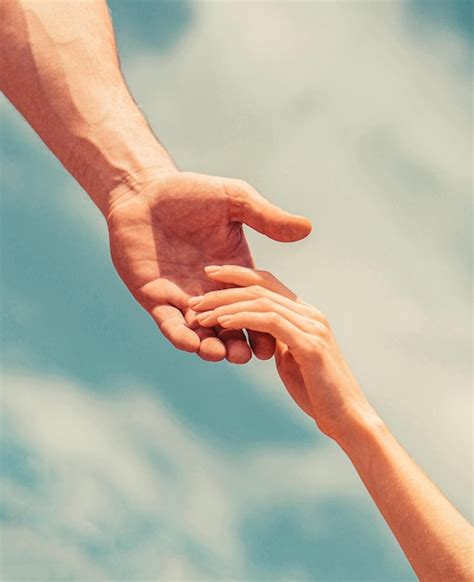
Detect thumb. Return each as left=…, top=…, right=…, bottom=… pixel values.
left=226, top=179, right=312, bottom=242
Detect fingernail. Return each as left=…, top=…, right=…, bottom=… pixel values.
left=196, top=310, right=212, bottom=321
left=218, top=315, right=233, bottom=325
left=204, top=265, right=221, bottom=273
left=188, top=295, right=204, bottom=307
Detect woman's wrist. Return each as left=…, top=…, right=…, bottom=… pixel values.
left=333, top=404, right=389, bottom=462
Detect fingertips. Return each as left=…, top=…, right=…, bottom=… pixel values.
left=194, top=326, right=227, bottom=362
left=218, top=328, right=252, bottom=365
left=158, top=319, right=201, bottom=353
left=225, top=178, right=312, bottom=243
left=184, top=309, right=227, bottom=362
left=201, top=265, right=296, bottom=299
left=188, top=294, right=204, bottom=308
left=273, top=215, right=313, bottom=242
left=151, top=305, right=201, bottom=353
left=195, top=310, right=215, bottom=326
left=248, top=330, right=276, bottom=360
left=203, top=264, right=258, bottom=286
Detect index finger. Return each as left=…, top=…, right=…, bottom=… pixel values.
left=189, top=286, right=303, bottom=316
left=203, top=265, right=296, bottom=298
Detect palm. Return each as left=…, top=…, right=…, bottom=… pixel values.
left=107, top=171, right=311, bottom=362
left=107, top=172, right=256, bottom=361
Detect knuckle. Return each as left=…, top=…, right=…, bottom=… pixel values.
left=306, top=305, right=327, bottom=323
left=306, top=318, right=321, bottom=332
left=318, top=311, right=329, bottom=326
left=306, top=306, right=321, bottom=320
left=266, top=311, right=280, bottom=326
left=249, top=284, right=264, bottom=297
left=314, top=321, right=330, bottom=338
left=226, top=179, right=249, bottom=215
left=301, top=335, right=325, bottom=355
left=258, top=297, right=273, bottom=310
left=297, top=299, right=329, bottom=327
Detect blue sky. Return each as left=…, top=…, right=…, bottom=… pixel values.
left=1, top=1, right=471, bottom=580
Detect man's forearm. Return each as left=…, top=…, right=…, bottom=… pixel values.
left=338, top=415, right=473, bottom=580
left=0, top=0, right=175, bottom=213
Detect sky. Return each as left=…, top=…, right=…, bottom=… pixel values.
left=0, top=1, right=472, bottom=580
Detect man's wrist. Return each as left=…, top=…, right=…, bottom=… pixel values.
left=82, top=127, right=177, bottom=214
left=64, top=91, right=177, bottom=214
left=104, top=165, right=179, bottom=217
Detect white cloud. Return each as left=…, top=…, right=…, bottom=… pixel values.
left=119, top=0, right=472, bottom=517
left=9, top=0, right=466, bottom=521
left=1, top=525, right=106, bottom=581
left=2, top=372, right=364, bottom=580
left=1, top=1, right=471, bottom=578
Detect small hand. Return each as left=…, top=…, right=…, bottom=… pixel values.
left=106, top=172, right=312, bottom=363
left=190, top=265, right=375, bottom=440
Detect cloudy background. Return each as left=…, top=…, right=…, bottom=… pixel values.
left=1, top=1, right=472, bottom=580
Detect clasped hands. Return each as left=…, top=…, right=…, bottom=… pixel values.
left=106, top=170, right=312, bottom=363
left=189, top=264, right=373, bottom=439
left=106, top=170, right=373, bottom=437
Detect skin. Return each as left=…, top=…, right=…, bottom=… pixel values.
left=106, top=171, right=311, bottom=363
left=2, top=1, right=471, bottom=577
left=0, top=0, right=311, bottom=363
left=191, top=265, right=474, bottom=582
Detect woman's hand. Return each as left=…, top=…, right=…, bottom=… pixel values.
left=191, top=266, right=474, bottom=580
left=188, top=265, right=378, bottom=442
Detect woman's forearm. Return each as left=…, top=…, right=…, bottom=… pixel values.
left=0, top=0, right=175, bottom=213
left=338, top=414, right=473, bottom=581
left=190, top=266, right=473, bottom=579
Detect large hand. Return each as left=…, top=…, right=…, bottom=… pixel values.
left=106, top=171, right=311, bottom=363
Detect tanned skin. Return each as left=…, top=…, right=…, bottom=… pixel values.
left=2, top=1, right=472, bottom=578
left=0, top=0, right=311, bottom=363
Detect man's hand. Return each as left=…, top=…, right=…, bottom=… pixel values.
left=1, top=1, right=311, bottom=363
left=106, top=171, right=312, bottom=362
